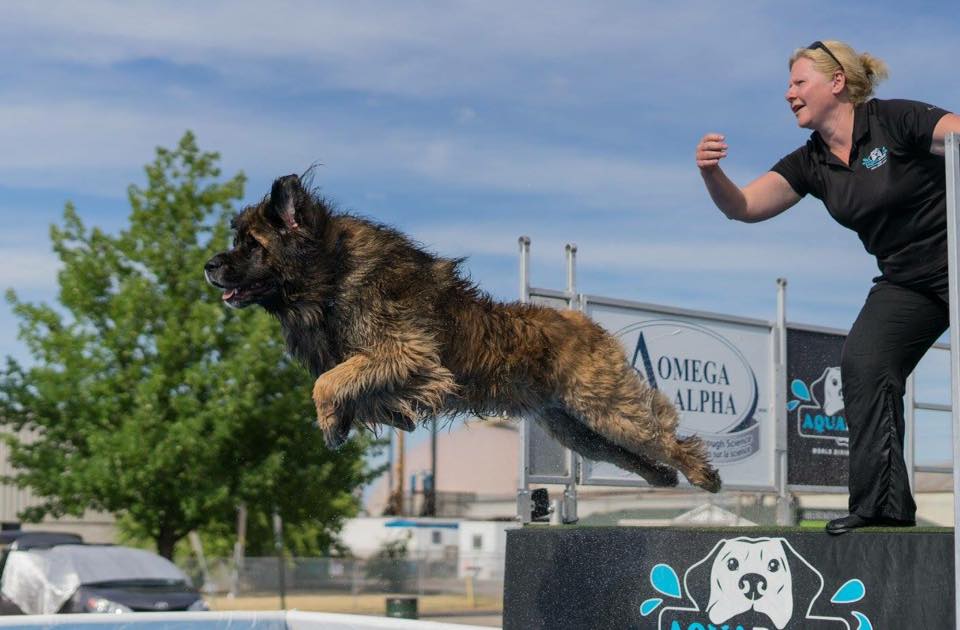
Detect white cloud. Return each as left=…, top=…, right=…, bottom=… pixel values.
left=414, top=222, right=876, bottom=278
left=455, top=107, right=477, bottom=124
left=0, top=247, right=60, bottom=291
left=0, top=99, right=699, bottom=209
left=0, top=2, right=789, bottom=101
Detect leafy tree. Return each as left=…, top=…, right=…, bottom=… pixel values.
left=0, top=132, right=380, bottom=558
left=365, top=532, right=412, bottom=592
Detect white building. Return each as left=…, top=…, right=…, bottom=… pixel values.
left=457, top=521, right=517, bottom=580
left=338, top=517, right=460, bottom=560
left=337, top=516, right=518, bottom=582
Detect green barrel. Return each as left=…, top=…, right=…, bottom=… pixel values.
left=385, top=596, right=418, bottom=619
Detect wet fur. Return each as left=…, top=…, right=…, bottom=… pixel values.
left=205, top=175, right=721, bottom=492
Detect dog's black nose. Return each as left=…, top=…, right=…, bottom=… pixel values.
left=738, top=573, right=768, bottom=601
left=204, top=256, right=223, bottom=273
left=204, top=255, right=227, bottom=288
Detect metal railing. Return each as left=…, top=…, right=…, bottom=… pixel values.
left=942, top=131, right=960, bottom=628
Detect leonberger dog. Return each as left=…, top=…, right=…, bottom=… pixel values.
left=204, top=174, right=720, bottom=492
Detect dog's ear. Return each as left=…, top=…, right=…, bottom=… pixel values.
left=779, top=539, right=822, bottom=617
left=685, top=539, right=729, bottom=610
left=269, top=174, right=303, bottom=230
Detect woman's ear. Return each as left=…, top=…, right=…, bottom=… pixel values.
left=831, top=71, right=847, bottom=95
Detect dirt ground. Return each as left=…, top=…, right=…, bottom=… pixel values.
left=209, top=592, right=503, bottom=617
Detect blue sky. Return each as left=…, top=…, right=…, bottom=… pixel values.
left=1, top=2, right=958, bottom=466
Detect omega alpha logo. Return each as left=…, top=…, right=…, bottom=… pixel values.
left=617, top=320, right=760, bottom=464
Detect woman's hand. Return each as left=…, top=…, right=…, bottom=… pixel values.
left=696, top=133, right=728, bottom=171
left=694, top=132, right=801, bottom=222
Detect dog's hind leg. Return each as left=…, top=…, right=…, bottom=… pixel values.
left=532, top=408, right=679, bottom=487
left=556, top=331, right=721, bottom=492
left=561, top=376, right=721, bottom=492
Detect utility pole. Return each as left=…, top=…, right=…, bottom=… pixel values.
left=273, top=510, right=285, bottom=610
left=421, top=418, right=438, bottom=516
left=384, top=430, right=406, bottom=516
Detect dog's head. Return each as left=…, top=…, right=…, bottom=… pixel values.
left=819, top=367, right=844, bottom=416
left=706, top=538, right=793, bottom=629
left=204, top=174, right=329, bottom=310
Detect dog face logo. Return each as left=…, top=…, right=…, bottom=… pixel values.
left=706, top=539, right=793, bottom=629
left=861, top=146, right=888, bottom=170
left=642, top=536, right=868, bottom=629
left=820, top=367, right=843, bottom=416
left=790, top=367, right=848, bottom=444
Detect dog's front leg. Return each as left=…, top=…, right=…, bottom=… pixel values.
left=312, top=340, right=458, bottom=448
left=312, top=354, right=372, bottom=449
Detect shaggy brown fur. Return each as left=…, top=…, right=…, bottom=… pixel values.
left=204, top=174, right=721, bottom=492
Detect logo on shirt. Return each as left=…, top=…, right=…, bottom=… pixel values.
left=861, top=146, right=888, bottom=170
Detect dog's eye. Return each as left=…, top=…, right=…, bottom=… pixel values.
left=727, top=558, right=739, bottom=571
left=768, top=559, right=780, bottom=572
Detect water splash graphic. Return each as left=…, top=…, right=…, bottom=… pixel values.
left=852, top=611, right=873, bottom=630
left=831, top=579, right=865, bottom=604
left=640, top=598, right=662, bottom=616
left=650, top=563, right=681, bottom=598
left=791, top=379, right=811, bottom=401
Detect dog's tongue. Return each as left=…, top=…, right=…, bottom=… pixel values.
left=223, top=289, right=237, bottom=301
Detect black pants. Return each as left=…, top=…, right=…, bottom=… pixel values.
left=842, top=279, right=949, bottom=521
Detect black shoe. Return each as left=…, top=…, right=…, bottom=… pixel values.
left=825, top=513, right=915, bottom=535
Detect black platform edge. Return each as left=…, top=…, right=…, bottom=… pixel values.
left=504, top=525, right=953, bottom=629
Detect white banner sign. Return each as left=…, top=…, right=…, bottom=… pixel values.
left=582, top=301, right=776, bottom=490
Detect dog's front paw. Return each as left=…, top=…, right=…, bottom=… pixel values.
left=691, top=466, right=722, bottom=493
left=317, top=400, right=351, bottom=449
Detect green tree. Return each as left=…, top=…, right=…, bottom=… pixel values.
left=0, top=132, right=379, bottom=559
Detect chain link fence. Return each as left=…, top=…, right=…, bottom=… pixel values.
left=180, top=553, right=505, bottom=603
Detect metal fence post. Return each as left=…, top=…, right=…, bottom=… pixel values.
left=905, top=374, right=916, bottom=493
left=517, top=236, right=532, bottom=524
left=943, top=132, right=960, bottom=629
left=774, top=278, right=795, bottom=525
left=272, top=511, right=286, bottom=610
left=561, top=243, right=580, bottom=524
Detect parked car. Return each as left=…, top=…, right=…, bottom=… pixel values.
left=0, top=542, right=207, bottom=614
left=0, top=531, right=85, bottom=614
left=0, top=530, right=83, bottom=548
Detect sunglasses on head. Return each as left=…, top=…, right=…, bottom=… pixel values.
left=807, top=41, right=844, bottom=72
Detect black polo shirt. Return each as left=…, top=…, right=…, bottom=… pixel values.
left=771, top=98, right=950, bottom=288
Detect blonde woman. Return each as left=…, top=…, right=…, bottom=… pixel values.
left=695, top=40, right=960, bottom=534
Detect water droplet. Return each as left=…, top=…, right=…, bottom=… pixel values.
left=791, top=379, right=811, bottom=401
left=650, top=563, right=681, bottom=598
left=640, top=598, right=662, bottom=616
left=831, top=579, right=865, bottom=604
left=787, top=400, right=800, bottom=411
left=852, top=611, right=873, bottom=630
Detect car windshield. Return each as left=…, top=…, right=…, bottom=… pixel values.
left=83, top=578, right=188, bottom=588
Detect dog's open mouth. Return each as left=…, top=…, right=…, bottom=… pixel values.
left=221, top=281, right=271, bottom=307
